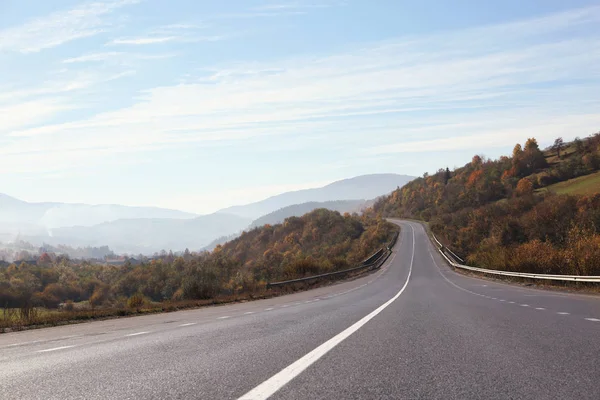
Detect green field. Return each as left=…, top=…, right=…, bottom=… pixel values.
left=544, top=171, right=600, bottom=196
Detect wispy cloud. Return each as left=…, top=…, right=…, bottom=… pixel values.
left=3, top=5, right=600, bottom=175
left=0, top=0, right=140, bottom=53
left=107, top=23, right=223, bottom=45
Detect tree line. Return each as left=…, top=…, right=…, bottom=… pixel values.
left=370, top=133, right=600, bottom=275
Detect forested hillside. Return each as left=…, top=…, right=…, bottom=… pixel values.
left=371, top=133, right=600, bottom=275
left=0, top=209, right=394, bottom=321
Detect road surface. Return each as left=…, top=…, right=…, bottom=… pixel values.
left=1, top=220, right=599, bottom=399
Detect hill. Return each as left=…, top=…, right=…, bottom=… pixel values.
left=218, top=174, right=415, bottom=219
left=48, top=213, right=251, bottom=254
left=249, top=200, right=367, bottom=229
left=0, top=209, right=395, bottom=314
left=371, top=133, right=600, bottom=275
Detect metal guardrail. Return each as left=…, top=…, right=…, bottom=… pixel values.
left=431, top=233, right=600, bottom=283
left=266, top=229, right=399, bottom=289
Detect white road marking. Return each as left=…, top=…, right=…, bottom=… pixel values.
left=125, top=331, right=149, bottom=337
left=585, top=318, right=600, bottom=322
left=36, top=345, right=76, bottom=353
left=244, top=312, right=255, bottom=315
left=520, top=304, right=529, bottom=307
left=535, top=307, right=546, bottom=310
left=508, top=301, right=515, bottom=304
left=499, top=299, right=505, bottom=302
left=217, top=316, right=231, bottom=320
left=179, top=323, right=197, bottom=327
left=557, top=312, right=570, bottom=315
left=281, top=305, right=289, bottom=308
left=265, top=308, right=274, bottom=311
left=238, top=224, right=415, bottom=400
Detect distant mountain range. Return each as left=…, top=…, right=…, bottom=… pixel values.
left=217, top=174, right=414, bottom=219
left=0, top=193, right=196, bottom=231
left=0, top=173, right=415, bottom=254
left=249, top=200, right=368, bottom=229
left=49, top=213, right=251, bottom=255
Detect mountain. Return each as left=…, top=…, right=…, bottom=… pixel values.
left=0, top=193, right=197, bottom=230
left=249, top=200, right=367, bottom=229
left=48, top=213, right=251, bottom=254
left=218, top=174, right=415, bottom=219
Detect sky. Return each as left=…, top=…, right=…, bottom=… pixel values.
left=1, top=0, right=600, bottom=214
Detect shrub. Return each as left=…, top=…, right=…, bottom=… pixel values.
left=127, top=293, right=145, bottom=309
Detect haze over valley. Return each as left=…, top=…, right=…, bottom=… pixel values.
left=0, top=174, right=414, bottom=255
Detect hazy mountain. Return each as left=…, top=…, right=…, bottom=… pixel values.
left=0, top=173, right=414, bottom=254
left=249, top=200, right=367, bottom=229
left=218, top=174, right=415, bottom=219
left=0, top=193, right=197, bottom=230
left=48, top=213, right=251, bottom=254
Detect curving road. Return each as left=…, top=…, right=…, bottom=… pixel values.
left=1, top=220, right=599, bottom=399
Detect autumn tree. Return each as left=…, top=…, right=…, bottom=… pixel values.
left=515, top=178, right=533, bottom=196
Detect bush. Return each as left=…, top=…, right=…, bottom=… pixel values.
left=127, top=293, right=145, bottom=309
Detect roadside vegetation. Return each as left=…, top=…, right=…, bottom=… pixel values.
left=0, top=209, right=394, bottom=331
left=370, top=132, right=600, bottom=276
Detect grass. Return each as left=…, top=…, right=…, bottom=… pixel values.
left=542, top=170, right=600, bottom=196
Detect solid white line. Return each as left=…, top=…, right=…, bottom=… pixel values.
left=36, top=345, right=76, bottom=353
left=179, top=323, right=197, bottom=327
left=585, top=318, right=600, bottom=322
left=557, top=312, right=570, bottom=315
left=238, top=224, right=414, bottom=400
left=125, top=331, right=149, bottom=337
left=217, top=316, right=231, bottom=320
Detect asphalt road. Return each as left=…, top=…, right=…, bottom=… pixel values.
left=1, top=220, right=599, bottom=399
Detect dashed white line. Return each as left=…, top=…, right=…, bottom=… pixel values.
left=557, top=312, right=570, bottom=315
left=499, top=299, right=506, bottom=302
left=520, top=304, right=529, bottom=307
left=281, top=305, right=289, bottom=308
left=585, top=318, right=600, bottom=322
left=265, top=308, right=274, bottom=311
left=36, top=345, right=76, bottom=353
left=179, top=323, right=197, bottom=327
left=125, top=331, right=149, bottom=337
left=508, top=301, right=515, bottom=304
left=243, top=311, right=255, bottom=315
left=217, top=316, right=231, bottom=320
left=535, top=307, right=546, bottom=310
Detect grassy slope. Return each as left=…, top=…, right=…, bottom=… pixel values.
left=542, top=170, right=600, bottom=196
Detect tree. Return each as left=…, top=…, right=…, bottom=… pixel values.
left=522, top=138, right=547, bottom=174
left=515, top=178, right=533, bottom=197
left=552, top=137, right=565, bottom=159
left=444, top=167, right=451, bottom=185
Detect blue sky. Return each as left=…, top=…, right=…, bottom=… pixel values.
left=1, top=0, right=600, bottom=214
